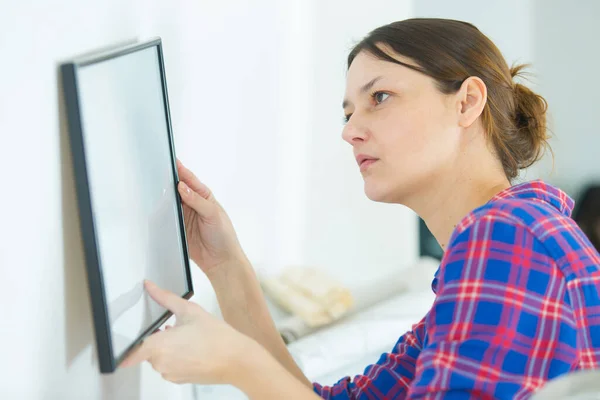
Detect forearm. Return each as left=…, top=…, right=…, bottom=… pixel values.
left=207, top=257, right=312, bottom=388
left=235, top=341, right=321, bottom=400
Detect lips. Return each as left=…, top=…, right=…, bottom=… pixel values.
left=356, top=154, right=379, bottom=171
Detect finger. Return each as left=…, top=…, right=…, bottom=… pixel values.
left=121, top=338, right=155, bottom=367
left=144, top=280, right=188, bottom=317
left=178, top=181, right=215, bottom=219
left=165, top=325, right=172, bottom=330
left=176, top=160, right=214, bottom=201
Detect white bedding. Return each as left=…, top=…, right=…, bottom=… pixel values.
left=194, top=289, right=435, bottom=399
left=290, top=289, right=435, bottom=385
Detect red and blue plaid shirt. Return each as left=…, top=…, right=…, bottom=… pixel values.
left=313, top=180, right=600, bottom=399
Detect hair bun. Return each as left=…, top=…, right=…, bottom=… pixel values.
left=509, top=64, right=550, bottom=170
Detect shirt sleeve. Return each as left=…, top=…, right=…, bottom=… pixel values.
left=407, top=213, right=578, bottom=399
left=313, top=317, right=427, bottom=399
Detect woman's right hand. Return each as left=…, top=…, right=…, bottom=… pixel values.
left=175, top=159, right=246, bottom=276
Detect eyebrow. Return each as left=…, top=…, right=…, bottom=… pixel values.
left=342, top=76, right=383, bottom=109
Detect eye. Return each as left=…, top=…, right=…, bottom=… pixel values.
left=372, top=91, right=390, bottom=104
left=343, top=114, right=352, bottom=124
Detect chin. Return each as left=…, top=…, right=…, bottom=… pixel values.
left=363, top=174, right=417, bottom=204
left=363, top=180, right=398, bottom=204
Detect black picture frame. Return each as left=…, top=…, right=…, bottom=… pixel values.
left=60, top=38, right=194, bottom=373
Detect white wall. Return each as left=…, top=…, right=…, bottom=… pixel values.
left=0, top=2, right=158, bottom=398
left=530, top=0, right=600, bottom=197
left=172, top=0, right=421, bottom=286
left=0, top=0, right=418, bottom=397
left=0, top=0, right=290, bottom=398
left=0, top=1, right=200, bottom=398
left=413, top=0, right=534, bottom=67
left=303, top=1, right=418, bottom=285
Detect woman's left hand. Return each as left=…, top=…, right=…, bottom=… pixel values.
left=121, top=280, right=254, bottom=385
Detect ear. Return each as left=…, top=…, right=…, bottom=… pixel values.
left=455, top=76, right=487, bottom=128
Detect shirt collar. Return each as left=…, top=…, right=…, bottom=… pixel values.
left=488, top=179, right=574, bottom=217
left=429, top=180, right=574, bottom=293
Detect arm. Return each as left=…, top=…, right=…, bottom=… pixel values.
left=207, top=257, right=313, bottom=388
left=314, top=317, right=427, bottom=399
left=174, top=161, right=312, bottom=387
left=407, top=214, right=576, bottom=399
left=237, top=341, right=322, bottom=400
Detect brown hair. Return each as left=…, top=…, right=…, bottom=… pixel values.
left=348, top=18, right=550, bottom=180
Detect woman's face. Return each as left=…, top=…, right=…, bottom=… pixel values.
left=342, top=50, right=463, bottom=204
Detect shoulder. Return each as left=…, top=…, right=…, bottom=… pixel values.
left=448, top=188, right=585, bottom=258
left=454, top=196, right=568, bottom=241
left=446, top=198, right=551, bottom=257
left=448, top=195, right=591, bottom=271
left=438, top=198, right=560, bottom=291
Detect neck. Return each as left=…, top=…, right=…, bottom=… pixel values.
left=418, top=177, right=509, bottom=250
left=403, top=147, right=511, bottom=251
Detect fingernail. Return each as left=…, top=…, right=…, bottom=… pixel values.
left=144, top=280, right=156, bottom=289
left=179, top=182, right=191, bottom=195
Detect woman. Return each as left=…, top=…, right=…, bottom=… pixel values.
left=122, top=18, right=600, bottom=399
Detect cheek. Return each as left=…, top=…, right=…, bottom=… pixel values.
left=378, top=108, right=438, bottom=164
left=413, top=101, right=458, bottom=157
left=378, top=103, right=457, bottom=179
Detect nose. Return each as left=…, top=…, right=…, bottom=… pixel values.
left=342, top=120, right=369, bottom=145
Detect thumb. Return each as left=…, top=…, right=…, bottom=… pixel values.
left=144, top=280, right=188, bottom=317
left=176, top=160, right=215, bottom=202
left=178, top=181, right=216, bottom=219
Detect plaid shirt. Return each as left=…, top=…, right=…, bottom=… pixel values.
left=313, top=180, right=600, bottom=399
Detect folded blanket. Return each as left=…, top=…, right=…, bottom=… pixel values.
left=260, top=257, right=440, bottom=343
left=261, top=266, right=354, bottom=327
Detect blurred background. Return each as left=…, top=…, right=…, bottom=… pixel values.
left=1, top=0, right=599, bottom=399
